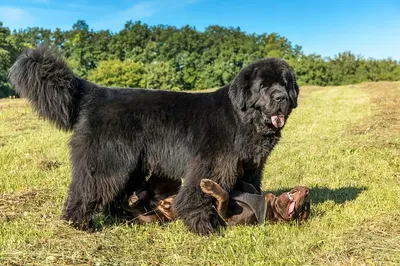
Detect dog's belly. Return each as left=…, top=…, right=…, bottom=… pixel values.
left=146, top=149, right=190, bottom=179
left=144, top=135, right=196, bottom=179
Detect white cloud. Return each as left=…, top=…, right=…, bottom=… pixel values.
left=119, top=2, right=159, bottom=20
left=0, top=5, right=86, bottom=31
left=0, top=7, right=36, bottom=29
left=116, top=0, right=201, bottom=21
left=0, top=0, right=202, bottom=32
left=92, top=0, right=201, bottom=31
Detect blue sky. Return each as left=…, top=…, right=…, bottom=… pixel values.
left=1, top=0, right=399, bottom=60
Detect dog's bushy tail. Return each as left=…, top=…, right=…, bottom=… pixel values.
left=9, top=45, right=85, bottom=131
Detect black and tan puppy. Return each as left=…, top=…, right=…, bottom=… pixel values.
left=10, top=46, right=299, bottom=234
left=120, top=176, right=181, bottom=224
left=123, top=178, right=310, bottom=226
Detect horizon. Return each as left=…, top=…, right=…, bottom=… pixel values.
left=0, top=0, right=399, bottom=60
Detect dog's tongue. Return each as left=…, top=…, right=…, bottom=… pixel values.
left=271, top=115, right=285, bottom=128
left=288, top=201, right=295, bottom=216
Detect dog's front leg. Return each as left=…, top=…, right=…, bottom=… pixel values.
left=172, top=158, right=238, bottom=235
left=241, top=167, right=263, bottom=193
left=173, top=181, right=220, bottom=235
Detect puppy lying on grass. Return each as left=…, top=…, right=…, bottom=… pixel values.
left=122, top=177, right=310, bottom=226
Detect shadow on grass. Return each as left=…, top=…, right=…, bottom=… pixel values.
left=265, top=186, right=367, bottom=204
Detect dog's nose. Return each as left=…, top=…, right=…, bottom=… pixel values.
left=272, top=93, right=287, bottom=103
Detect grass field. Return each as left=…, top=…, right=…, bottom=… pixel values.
left=0, top=82, right=399, bottom=265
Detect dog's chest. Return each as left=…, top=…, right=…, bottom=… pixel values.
left=240, top=135, right=280, bottom=169
left=226, top=201, right=257, bottom=226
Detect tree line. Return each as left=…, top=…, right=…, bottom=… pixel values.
left=1, top=20, right=399, bottom=97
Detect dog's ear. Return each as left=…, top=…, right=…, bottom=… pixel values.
left=283, top=68, right=299, bottom=109
left=298, top=202, right=310, bottom=223
left=229, top=66, right=258, bottom=111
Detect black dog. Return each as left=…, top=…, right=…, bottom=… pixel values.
left=9, top=46, right=299, bottom=235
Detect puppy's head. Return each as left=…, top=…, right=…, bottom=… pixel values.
left=229, top=59, right=299, bottom=134
left=266, top=186, right=310, bottom=223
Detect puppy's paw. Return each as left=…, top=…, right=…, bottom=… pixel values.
left=128, top=192, right=139, bottom=207
left=159, top=198, right=172, bottom=210
left=200, top=179, right=217, bottom=194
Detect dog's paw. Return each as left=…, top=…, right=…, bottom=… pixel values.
left=184, top=211, right=220, bottom=236
left=128, top=192, right=140, bottom=207
left=200, top=179, right=217, bottom=194
left=159, top=199, right=172, bottom=210
left=62, top=213, right=96, bottom=232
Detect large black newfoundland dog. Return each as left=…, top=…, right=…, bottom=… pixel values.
left=9, top=46, right=299, bottom=235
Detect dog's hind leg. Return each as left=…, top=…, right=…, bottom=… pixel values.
left=61, top=168, right=99, bottom=230
left=62, top=131, right=145, bottom=230
left=62, top=165, right=140, bottom=230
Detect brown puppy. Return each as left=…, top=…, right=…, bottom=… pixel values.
left=123, top=179, right=310, bottom=226
left=200, top=179, right=310, bottom=225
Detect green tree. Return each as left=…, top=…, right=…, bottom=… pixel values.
left=110, top=21, right=151, bottom=61
left=294, top=54, right=332, bottom=86
left=329, top=52, right=362, bottom=85
left=144, top=61, right=180, bottom=91
left=2, top=19, right=400, bottom=98
left=0, top=22, right=16, bottom=97
left=0, top=48, right=11, bottom=97
left=87, top=59, right=146, bottom=88
left=63, top=20, right=97, bottom=77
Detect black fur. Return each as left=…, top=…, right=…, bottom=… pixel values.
left=9, top=45, right=299, bottom=235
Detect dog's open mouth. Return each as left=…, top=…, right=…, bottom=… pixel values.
left=261, top=112, right=285, bottom=129
left=286, top=191, right=310, bottom=219
left=287, top=198, right=296, bottom=217
left=271, top=114, right=285, bottom=128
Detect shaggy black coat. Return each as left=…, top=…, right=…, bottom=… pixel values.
left=9, top=45, right=299, bottom=235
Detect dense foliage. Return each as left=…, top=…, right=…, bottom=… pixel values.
left=1, top=20, right=399, bottom=97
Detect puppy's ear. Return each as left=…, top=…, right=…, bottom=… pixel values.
left=298, top=202, right=310, bottom=223
left=229, top=66, right=258, bottom=111
left=285, top=68, right=299, bottom=109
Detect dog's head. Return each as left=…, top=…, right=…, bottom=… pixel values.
left=266, top=186, right=310, bottom=223
left=229, top=59, right=299, bottom=134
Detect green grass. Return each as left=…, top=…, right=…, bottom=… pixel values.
left=1, top=82, right=399, bottom=265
